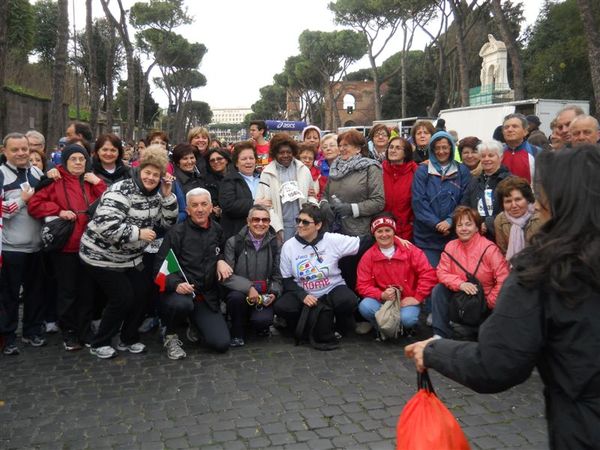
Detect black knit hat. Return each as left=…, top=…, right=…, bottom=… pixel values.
left=61, top=143, right=91, bottom=168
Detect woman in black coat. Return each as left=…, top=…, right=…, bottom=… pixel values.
left=204, top=147, right=233, bottom=221
left=406, top=146, right=600, bottom=450
left=219, top=141, right=271, bottom=239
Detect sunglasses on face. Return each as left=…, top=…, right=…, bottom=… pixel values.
left=295, top=218, right=315, bottom=226
left=209, top=156, right=225, bottom=163
left=250, top=217, right=271, bottom=224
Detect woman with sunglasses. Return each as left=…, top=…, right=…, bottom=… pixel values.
left=221, top=206, right=281, bottom=347
left=204, top=147, right=233, bottom=220
left=275, top=203, right=366, bottom=344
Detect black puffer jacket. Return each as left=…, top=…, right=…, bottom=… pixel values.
left=461, top=165, right=511, bottom=239
left=92, top=159, right=132, bottom=186
left=424, top=273, right=600, bottom=449
left=219, top=170, right=256, bottom=239
left=155, top=218, right=225, bottom=312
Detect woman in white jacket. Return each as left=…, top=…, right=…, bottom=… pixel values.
left=256, top=133, right=318, bottom=242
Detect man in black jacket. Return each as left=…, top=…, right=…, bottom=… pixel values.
left=155, top=188, right=233, bottom=359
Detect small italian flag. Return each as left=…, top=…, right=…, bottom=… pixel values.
left=155, top=249, right=181, bottom=292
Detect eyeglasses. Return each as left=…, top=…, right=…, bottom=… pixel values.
left=374, top=131, right=389, bottom=138
left=295, top=218, right=315, bottom=226
left=250, top=217, right=271, bottom=224
left=209, top=156, right=225, bottom=163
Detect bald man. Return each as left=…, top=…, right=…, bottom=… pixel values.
left=569, top=115, right=600, bottom=146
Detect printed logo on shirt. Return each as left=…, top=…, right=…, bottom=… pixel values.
left=296, top=258, right=330, bottom=291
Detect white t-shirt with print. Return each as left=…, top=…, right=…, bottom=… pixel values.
left=280, top=232, right=360, bottom=297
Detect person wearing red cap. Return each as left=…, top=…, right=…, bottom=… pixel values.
left=356, top=213, right=437, bottom=337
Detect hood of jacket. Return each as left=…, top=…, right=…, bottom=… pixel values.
left=428, top=131, right=458, bottom=175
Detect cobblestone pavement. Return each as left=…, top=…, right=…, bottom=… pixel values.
left=1, top=329, right=548, bottom=450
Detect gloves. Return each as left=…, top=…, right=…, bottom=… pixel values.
left=332, top=202, right=353, bottom=218
left=319, top=201, right=335, bottom=225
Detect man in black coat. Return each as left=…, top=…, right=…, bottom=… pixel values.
left=155, top=188, right=233, bottom=359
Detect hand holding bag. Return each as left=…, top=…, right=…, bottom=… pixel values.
left=396, top=371, right=471, bottom=450
left=375, top=286, right=402, bottom=340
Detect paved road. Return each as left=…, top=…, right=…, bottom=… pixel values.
left=1, top=329, right=548, bottom=449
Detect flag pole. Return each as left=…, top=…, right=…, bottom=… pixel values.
left=169, top=249, right=194, bottom=298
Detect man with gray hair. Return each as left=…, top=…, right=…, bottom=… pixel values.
left=568, top=114, right=600, bottom=146
left=0, top=133, right=46, bottom=355
left=501, top=113, right=540, bottom=183
left=154, top=188, right=234, bottom=359
left=554, top=105, right=585, bottom=149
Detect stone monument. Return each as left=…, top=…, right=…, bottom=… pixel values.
left=471, top=34, right=514, bottom=104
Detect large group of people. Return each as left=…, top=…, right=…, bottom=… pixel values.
left=1, top=109, right=599, bottom=448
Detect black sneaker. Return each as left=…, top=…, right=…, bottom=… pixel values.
left=63, top=335, right=83, bottom=351
left=3, top=340, right=19, bottom=355
left=22, top=335, right=47, bottom=347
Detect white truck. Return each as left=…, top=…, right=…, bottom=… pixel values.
left=437, top=98, right=589, bottom=139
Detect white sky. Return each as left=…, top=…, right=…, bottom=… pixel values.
left=70, top=0, right=545, bottom=110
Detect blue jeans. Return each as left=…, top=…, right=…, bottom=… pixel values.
left=431, top=284, right=453, bottom=338
left=358, top=297, right=420, bottom=329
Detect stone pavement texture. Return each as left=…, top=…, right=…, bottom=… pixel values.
left=1, top=330, right=548, bottom=450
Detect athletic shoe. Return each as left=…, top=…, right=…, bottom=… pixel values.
left=45, top=322, right=60, bottom=333
left=63, top=335, right=83, bottom=351
left=116, top=341, right=146, bottom=354
left=22, top=335, right=47, bottom=347
left=186, top=324, right=200, bottom=343
left=355, top=321, right=373, bottom=335
left=164, top=334, right=186, bottom=360
left=138, top=316, right=159, bottom=333
left=90, top=346, right=117, bottom=359
left=230, top=337, right=245, bottom=347
left=3, top=342, right=19, bottom=355
left=272, top=315, right=287, bottom=329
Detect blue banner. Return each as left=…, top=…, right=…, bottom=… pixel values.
left=265, top=120, right=307, bottom=132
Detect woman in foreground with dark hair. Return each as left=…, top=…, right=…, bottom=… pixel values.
left=405, top=145, right=600, bottom=449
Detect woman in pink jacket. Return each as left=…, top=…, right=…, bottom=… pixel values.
left=431, top=206, right=509, bottom=339
left=356, top=213, right=437, bottom=336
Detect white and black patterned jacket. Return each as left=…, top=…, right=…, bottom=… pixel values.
left=79, top=176, right=178, bottom=269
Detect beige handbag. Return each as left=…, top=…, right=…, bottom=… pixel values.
left=375, top=287, right=403, bottom=340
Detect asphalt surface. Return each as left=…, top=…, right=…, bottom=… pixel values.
left=1, top=327, right=548, bottom=449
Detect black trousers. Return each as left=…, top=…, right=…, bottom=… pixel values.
left=0, top=251, right=45, bottom=340
left=51, top=252, right=93, bottom=342
left=84, top=263, right=149, bottom=348
left=160, top=292, right=230, bottom=353
left=226, top=290, right=274, bottom=339
left=41, top=252, right=58, bottom=323
left=273, top=284, right=358, bottom=335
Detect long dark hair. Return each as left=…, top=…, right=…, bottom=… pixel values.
left=513, top=146, right=600, bottom=305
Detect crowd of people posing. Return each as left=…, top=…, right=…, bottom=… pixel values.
left=0, top=109, right=597, bottom=362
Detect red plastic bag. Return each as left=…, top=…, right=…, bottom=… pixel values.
left=396, top=371, right=471, bottom=450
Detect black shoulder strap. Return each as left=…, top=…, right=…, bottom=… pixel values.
left=443, top=244, right=493, bottom=278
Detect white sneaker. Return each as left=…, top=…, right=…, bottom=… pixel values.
left=164, top=334, right=186, bottom=360
left=355, top=322, right=373, bottom=335
left=90, top=345, right=117, bottom=359
left=45, top=322, right=60, bottom=333
left=116, top=342, right=146, bottom=353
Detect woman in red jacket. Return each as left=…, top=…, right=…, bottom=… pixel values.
left=383, top=136, right=418, bottom=240
left=431, top=206, right=509, bottom=339
left=29, top=144, right=106, bottom=351
left=356, top=213, right=437, bottom=337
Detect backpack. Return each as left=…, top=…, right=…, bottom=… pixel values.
left=294, top=294, right=339, bottom=351
left=375, top=287, right=402, bottom=340
left=443, top=245, right=492, bottom=327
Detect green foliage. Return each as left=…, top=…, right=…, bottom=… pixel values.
left=31, top=0, right=60, bottom=64
left=68, top=105, right=90, bottom=121
left=130, top=0, right=192, bottom=31
left=185, top=100, right=212, bottom=126
left=7, top=0, right=35, bottom=58
left=250, top=84, right=287, bottom=121
left=115, top=60, right=160, bottom=126
left=523, top=0, right=595, bottom=100
left=5, top=83, right=49, bottom=100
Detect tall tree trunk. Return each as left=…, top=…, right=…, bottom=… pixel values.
left=105, top=22, right=116, bottom=131
left=449, top=1, right=470, bottom=107
left=138, top=61, right=156, bottom=134
left=367, top=49, right=382, bottom=120
left=0, top=0, right=9, bottom=138
left=490, top=0, right=524, bottom=100
left=100, top=0, right=135, bottom=141
left=48, top=0, right=69, bottom=147
left=576, top=0, right=600, bottom=116
left=426, top=43, right=446, bottom=118
left=86, top=0, right=100, bottom=136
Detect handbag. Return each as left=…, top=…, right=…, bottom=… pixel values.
left=396, top=371, right=471, bottom=450
left=443, top=246, right=492, bottom=327
left=375, top=286, right=402, bottom=340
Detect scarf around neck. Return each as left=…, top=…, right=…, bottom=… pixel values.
left=505, top=203, right=535, bottom=260
left=328, top=154, right=380, bottom=180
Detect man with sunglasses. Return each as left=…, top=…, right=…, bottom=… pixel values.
left=221, top=205, right=281, bottom=347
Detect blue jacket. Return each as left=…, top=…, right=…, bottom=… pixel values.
left=411, top=131, right=472, bottom=251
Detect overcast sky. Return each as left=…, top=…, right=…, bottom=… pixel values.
left=72, top=0, right=545, bottom=110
